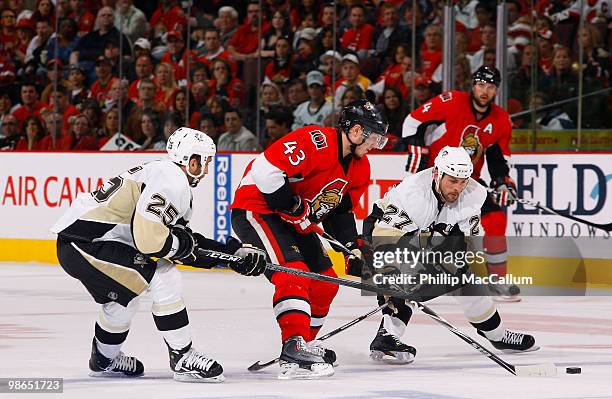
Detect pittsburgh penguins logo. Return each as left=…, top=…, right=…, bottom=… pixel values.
left=309, top=178, right=348, bottom=221
left=460, top=125, right=484, bottom=163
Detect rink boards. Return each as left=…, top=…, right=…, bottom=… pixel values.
left=0, top=151, right=610, bottom=286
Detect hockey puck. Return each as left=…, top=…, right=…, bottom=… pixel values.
left=566, top=367, right=581, bottom=374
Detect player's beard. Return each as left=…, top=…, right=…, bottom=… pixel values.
left=471, top=92, right=494, bottom=109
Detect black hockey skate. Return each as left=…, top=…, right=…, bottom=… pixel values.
left=478, top=329, right=539, bottom=353
left=278, top=336, right=334, bottom=379
left=168, top=342, right=225, bottom=383
left=89, top=338, right=144, bottom=377
left=369, top=326, right=417, bottom=364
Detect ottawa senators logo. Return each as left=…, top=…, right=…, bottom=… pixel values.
left=460, top=125, right=484, bottom=163
left=308, top=178, right=348, bottom=221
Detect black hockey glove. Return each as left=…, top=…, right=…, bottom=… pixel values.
left=405, top=144, right=429, bottom=174
left=344, top=236, right=368, bottom=277
left=170, top=225, right=196, bottom=262
left=490, top=176, right=517, bottom=207
left=230, top=239, right=268, bottom=276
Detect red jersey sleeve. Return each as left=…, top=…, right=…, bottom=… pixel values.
left=402, top=90, right=457, bottom=138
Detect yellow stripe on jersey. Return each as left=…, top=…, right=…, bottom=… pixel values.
left=81, top=180, right=143, bottom=225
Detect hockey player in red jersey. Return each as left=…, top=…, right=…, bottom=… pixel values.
left=231, top=99, right=389, bottom=379
left=400, top=65, right=520, bottom=302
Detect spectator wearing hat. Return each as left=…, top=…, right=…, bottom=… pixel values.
left=228, top=1, right=270, bottom=61
left=70, top=6, right=131, bottom=80
left=263, top=105, right=293, bottom=149
left=12, top=82, right=44, bottom=126
left=292, top=70, right=332, bottom=130
left=67, top=0, right=95, bottom=37
left=208, top=58, right=244, bottom=108
left=341, top=5, right=375, bottom=56
left=264, top=35, right=293, bottom=84
left=160, top=30, right=198, bottom=84
left=89, top=57, right=118, bottom=104
left=41, top=59, right=70, bottom=104
left=114, top=0, right=148, bottom=45
left=333, top=53, right=371, bottom=110
left=67, top=64, right=89, bottom=106
left=319, top=50, right=342, bottom=89
left=215, top=6, right=239, bottom=49
left=133, top=38, right=151, bottom=60
left=292, top=29, right=318, bottom=79
left=46, top=18, right=79, bottom=67
left=217, top=107, right=261, bottom=152
left=0, top=9, right=18, bottom=55
left=14, top=18, right=35, bottom=64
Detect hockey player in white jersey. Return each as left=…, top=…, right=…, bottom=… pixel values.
left=51, top=128, right=267, bottom=382
left=363, top=146, right=538, bottom=363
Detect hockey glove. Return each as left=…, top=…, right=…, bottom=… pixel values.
left=405, top=145, right=429, bottom=174
left=277, top=196, right=320, bottom=234
left=490, top=176, right=517, bottom=207
left=232, top=243, right=268, bottom=276
left=344, top=236, right=368, bottom=277
left=170, top=225, right=196, bottom=262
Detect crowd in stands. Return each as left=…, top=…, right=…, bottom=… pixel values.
left=0, top=0, right=609, bottom=152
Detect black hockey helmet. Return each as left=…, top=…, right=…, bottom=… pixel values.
left=339, top=99, right=389, bottom=149
left=472, top=65, right=501, bottom=87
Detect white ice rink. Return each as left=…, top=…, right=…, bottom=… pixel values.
left=1, top=262, right=611, bottom=399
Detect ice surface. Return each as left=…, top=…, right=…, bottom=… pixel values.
left=1, top=263, right=611, bottom=399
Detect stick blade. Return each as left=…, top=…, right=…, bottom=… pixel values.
left=513, top=363, right=557, bottom=377
left=248, top=358, right=278, bottom=372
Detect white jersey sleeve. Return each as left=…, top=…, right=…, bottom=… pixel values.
left=131, top=161, right=193, bottom=257
left=453, top=179, right=487, bottom=236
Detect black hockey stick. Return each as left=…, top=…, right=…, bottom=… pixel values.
left=489, top=188, right=612, bottom=232
left=194, top=248, right=420, bottom=300
left=411, top=301, right=557, bottom=376
left=247, top=303, right=389, bottom=372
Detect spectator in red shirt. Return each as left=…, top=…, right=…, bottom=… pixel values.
left=341, top=4, right=375, bottom=56
left=208, top=58, right=244, bottom=108
left=161, top=30, right=198, bottom=84
left=151, top=0, right=187, bottom=38
left=264, top=35, right=293, bottom=84
left=228, top=1, right=269, bottom=61
left=154, top=62, right=178, bottom=108
left=0, top=9, right=18, bottom=55
left=68, top=0, right=95, bottom=37
left=420, top=25, right=443, bottom=79
left=14, top=18, right=35, bottom=65
left=15, top=115, right=47, bottom=151
left=128, top=55, right=154, bottom=102
left=89, top=57, right=119, bottom=104
left=12, top=83, right=44, bottom=126
left=0, top=46, right=16, bottom=85
left=199, top=27, right=234, bottom=73
left=260, top=10, right=291, bottom=58
left=46, top=86, right=80, bottom=130
left=62, top=111, right=99, bottom=150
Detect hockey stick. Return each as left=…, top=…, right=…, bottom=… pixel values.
left=247, top=303, right=389, bottom=372
left=488, top=188, right=612, bottom=232
left=411, top=301, right=557, bottom=376
left=194, top=248, right=420, bottom=300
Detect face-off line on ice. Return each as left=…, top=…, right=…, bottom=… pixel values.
left=50, top=68, right=594, bottom=383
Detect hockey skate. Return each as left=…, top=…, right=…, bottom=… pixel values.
left=478, top=329, right=539, bottom=353
left=310, top=339, right=338, bottom=366
left=168, top=342, right=225, bottom=383
left=369, top=326, right=417, bottom=364
left=278, top=336, right=335, bottom=380
left=89, top=338, right=144, bottom=377
left=490, top=282, right=521, bottom=303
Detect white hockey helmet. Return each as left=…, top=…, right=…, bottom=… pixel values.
left=167, top=127, right=216, bottom=186
left=433, top=146, right=473, bottom=191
